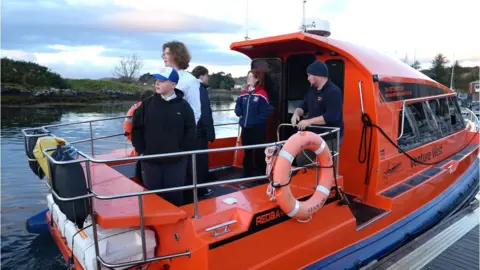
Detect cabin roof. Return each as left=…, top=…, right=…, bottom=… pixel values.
left=230, top=32, right=437, bottom=84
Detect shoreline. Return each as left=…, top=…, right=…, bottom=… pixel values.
left=1, top=88, right=240, bottom=107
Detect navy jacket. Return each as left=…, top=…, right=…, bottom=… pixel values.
left=197, top=82, right=215, bottom=142
left=235, top=85, right=270, bottom=128
left=298, top=80, right=344, bottom=138
left=131, top=90, right=196, bottom=163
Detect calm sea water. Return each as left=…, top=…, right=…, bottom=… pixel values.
left=1, top=97, right=238, bottom=269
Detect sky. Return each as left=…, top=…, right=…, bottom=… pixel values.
left=1, top=0, right=479, bottom=79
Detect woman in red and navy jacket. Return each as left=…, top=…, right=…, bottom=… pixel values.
left=235, top=69, right=270, bottom=177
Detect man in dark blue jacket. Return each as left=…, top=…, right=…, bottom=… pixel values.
left=291, top=60, right=344, bottom=166
left=191, top=66, right=215, bottom=197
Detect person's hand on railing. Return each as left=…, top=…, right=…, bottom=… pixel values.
left=291, top=113, right=300, bottom=126
left=296, top=119, right=311, bottom=130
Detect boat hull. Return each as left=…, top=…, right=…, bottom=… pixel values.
left=305, top=157, right=479, bottom=270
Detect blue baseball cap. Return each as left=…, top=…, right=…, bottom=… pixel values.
left=151, top=67, right=179, bottom=84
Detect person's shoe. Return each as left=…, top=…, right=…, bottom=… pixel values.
left=200, top=188, right=213, bottom=197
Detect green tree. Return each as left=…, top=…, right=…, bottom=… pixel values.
left=411, top=60, right=421, bottom=70
left=429, top=53, right=449, bottom=86
left=207, top=72, right=235, bottom=90
left=1, top=57, right=70, bottom=89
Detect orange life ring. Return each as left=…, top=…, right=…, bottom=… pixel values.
left=272, top=131, right=334, bottom=221
left=124, top=102, right=141, bottom=141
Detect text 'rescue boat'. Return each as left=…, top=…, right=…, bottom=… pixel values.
left=22, top=21, right=479, bottom=270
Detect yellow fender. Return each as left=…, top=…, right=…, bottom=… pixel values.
left=33, top=136, right=67, bottom=180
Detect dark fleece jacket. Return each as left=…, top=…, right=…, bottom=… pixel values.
left=131, top=89, right=196, bottom=163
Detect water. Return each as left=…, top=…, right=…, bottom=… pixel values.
left=1, top=97, right=238, bottom=269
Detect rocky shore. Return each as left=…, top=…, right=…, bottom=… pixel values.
left=1, top=86, right=240, bottom=105
left=1, top=85, right=139, bottom=105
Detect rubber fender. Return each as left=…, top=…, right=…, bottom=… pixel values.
left=51, top=145, right=91, bottom=229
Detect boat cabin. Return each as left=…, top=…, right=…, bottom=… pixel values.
left=228, top=31, right=468, bottom=201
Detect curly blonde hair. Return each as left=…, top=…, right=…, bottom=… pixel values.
left=163, top=41, right=191, bottom=70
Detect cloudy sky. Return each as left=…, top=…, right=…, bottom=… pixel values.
left=2, top=0, right=479, bottom=79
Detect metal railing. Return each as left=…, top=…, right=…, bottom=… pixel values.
left=276, top=123, right=341, bottom=177
left=22, top=110, right=342, bottom=269
left=22, top=109, right=240, bottom=158
left=461, top=107, right=479, bottom=127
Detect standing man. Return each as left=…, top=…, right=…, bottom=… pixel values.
left=291, top=60, right=344, bottom=166
left=162, top=41, right=204, bottom=202
left=192, top=65, right=215, bottom=197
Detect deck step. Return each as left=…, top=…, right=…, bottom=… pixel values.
left=346, top=195, right=389, bottom=230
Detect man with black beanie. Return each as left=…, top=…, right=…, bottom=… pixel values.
left=291, top=60, right=344, bottom=166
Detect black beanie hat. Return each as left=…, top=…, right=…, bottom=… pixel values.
left=307, top=60, right=329, bottom=77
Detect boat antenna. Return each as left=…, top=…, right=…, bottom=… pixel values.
left=245, top=0, right=250, bottom=40
left=301, top=0, right=307, bottom=32
left=450, top=52, right=455, bottom=89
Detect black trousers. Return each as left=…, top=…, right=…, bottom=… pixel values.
left=241, top=125, right=266, bottom=177
left=141, top=157, right=188, bottom=206
left=185, top=134, right=210, bottom=203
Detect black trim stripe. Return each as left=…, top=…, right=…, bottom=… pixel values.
left=378, top=81, right=446, bottom=102
left=208, top=194, right=337, bottom=250
left=381, top=144, right=479, bottom=198
left=381, top=184, right=411, bottom=198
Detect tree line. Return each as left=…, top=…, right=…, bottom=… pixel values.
left=408, top=53, right=479, bottom=92
left=1, top=57, right=70, bottom=89
left=2, top=54, right=478, bottom=92
left=138, top=71, right=237, bottom=90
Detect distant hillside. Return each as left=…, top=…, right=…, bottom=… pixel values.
left=1, top=58, right=143, bottom=104
left=1, top=57, right=70, bottom=89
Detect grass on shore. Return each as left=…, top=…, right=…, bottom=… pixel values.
left=66, top=79, right=144, bottom=93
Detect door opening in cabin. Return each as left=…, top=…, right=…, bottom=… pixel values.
left=251, top=58, right=282, bottom=142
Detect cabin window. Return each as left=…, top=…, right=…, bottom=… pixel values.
left=398, top=107, right=419, bottom=150
left=447, top=96, right=465, bottom=130
left=428, top=99, right=452, bottom=135
left=398, top=96, right=466, bottom=151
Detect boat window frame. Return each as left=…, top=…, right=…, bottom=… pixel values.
left=397, top=93, right=464, bottom=151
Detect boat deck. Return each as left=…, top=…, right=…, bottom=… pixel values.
left=364, top=195, right=480, bottom=270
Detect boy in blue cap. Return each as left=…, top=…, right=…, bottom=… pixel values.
left=131, top=67, right=196, bottom=206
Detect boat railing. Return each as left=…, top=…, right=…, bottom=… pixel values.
left=23, top=114, right=340, bottom=269
left=461, top=107, right=479, bottom=128
left=21, top=109, right=240, bottom=158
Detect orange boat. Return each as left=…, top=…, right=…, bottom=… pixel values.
left=23, top=27, right=479, bottom=270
